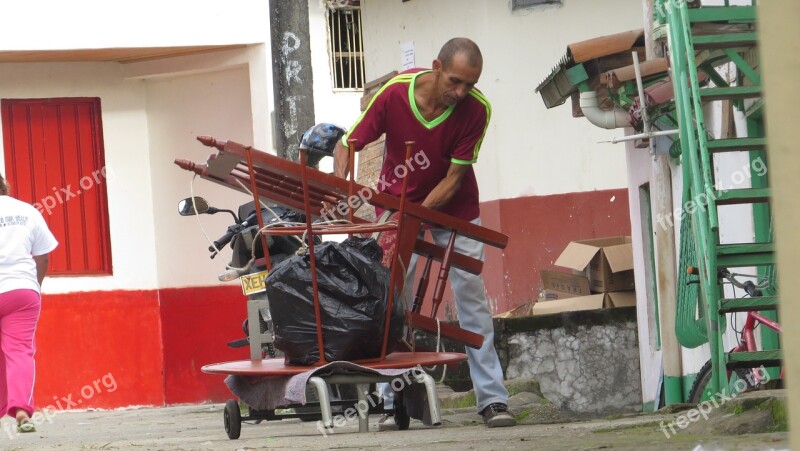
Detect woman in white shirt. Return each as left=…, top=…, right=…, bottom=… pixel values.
left=0, top=173, right=58, bottom=433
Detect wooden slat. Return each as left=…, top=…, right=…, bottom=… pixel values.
left=716, top=242, right=774, bottom=267
left=700, top=85, right=762, bottom=101
left=726, top=350, right=782, bottom=369
left=707, top=137, right=766, bottom=153
left=197, top=138, right=509, bottom=250
left=719, top=296, right=778, bottom=313
left=406, top=312, right=483, bottom=350
left=714, top=187, right=771, bottom=205
left=692, top=32, right=757, bottom=50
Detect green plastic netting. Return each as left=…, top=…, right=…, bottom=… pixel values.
left=675, top=193, right=711, bottom=348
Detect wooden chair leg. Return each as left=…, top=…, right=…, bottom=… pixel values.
left=430, top=231, right=457, bottom=318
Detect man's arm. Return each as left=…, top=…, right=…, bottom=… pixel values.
left=421, top=163, right=470, bottom=211
left=332, top=140, right=351, bottom=179
left=33, top=253, right=50, bottom=286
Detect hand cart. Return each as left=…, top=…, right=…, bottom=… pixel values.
left=175, top=136, right=508, bottom=437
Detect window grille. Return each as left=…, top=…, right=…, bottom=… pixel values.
left=327, top=1, right=365, bottom=90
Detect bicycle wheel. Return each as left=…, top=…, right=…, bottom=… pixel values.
left=688, top=358, right=757, bottom=404
left=688, top=360, right=714, bottom=404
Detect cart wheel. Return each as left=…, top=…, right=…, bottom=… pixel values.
left=393, top=390, right=411, bottom=431
left=224, top=399, right=242, bottom=440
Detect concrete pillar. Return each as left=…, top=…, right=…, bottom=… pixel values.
left=643, top=0, right=682, bottom=405
left=759, top=1, right=800, bottom=445
left=269, top=0, right=316, bottom=161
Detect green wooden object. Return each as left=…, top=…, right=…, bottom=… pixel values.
left=664, top=0, right=777, bottom=402
left=719, top=296, right=778, bottom=313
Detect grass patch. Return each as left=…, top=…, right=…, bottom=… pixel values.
left=440, top=391, right=477, bottom=409
left=769, top=399, right=788, bottom=432
left=515, top=408, right=531, bottom=422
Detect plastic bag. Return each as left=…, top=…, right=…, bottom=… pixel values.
left=266, top=237, right=406, bottom=365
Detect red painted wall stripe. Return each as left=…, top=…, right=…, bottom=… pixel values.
left=35, top=290, right=165, bottom=410
left=415, top=189, right=631, bottom=318
left=159, top=286, right=250, bottom=405
left=485, top=188, right=631, bottom=311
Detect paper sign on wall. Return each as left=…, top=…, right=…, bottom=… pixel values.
left=401, top=41, right=415, bottom=70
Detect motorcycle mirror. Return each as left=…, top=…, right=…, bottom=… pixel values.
left=178, top=197, right=211, bottom=216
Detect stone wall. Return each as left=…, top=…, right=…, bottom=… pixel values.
left=503, top=308, right=641, bottom=415
left=419, top=306, right=642, bottom=416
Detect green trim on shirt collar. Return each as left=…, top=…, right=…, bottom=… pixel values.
left=409, top=71, right=455, bottom=129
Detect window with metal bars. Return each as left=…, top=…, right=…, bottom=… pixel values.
left=327, top=1, right=365, bottom=90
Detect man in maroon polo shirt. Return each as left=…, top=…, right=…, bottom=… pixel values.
left=332, top=37, right=515, bottom=429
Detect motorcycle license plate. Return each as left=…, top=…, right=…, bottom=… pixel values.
left=240, top=270, right=269, bottom=296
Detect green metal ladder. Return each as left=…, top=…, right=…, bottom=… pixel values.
left=659, top=1, right=780, bottom=398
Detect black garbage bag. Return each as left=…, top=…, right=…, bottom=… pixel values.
left=266, top=236, right=406, bottom=365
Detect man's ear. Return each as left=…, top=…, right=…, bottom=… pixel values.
left=432, top=58, right=442, bottom=72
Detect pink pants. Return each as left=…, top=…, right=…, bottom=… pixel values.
left=0, top=289, right=40, bottom=418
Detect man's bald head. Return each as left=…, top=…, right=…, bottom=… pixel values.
left=437, top=37, right=483, bottom=70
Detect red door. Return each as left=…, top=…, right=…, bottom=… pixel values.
left=1, top=97, right=112, bottom=275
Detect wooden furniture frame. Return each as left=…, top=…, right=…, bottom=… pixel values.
left=175, top=135, right=509, bottom=363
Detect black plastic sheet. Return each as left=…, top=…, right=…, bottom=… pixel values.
left=266, top=237, right=406, bottom=365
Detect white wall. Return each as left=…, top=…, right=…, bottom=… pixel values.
left=624, top=144, right=659, bottom=406
left=0, top=62, right=158, bottom=293
left=308, top=0, right=364, bottom=131
left=0, top=0, right=270, bottom=50
left=143, top=66, right=255, bottom=288
left=358, top=0, right=643, bottom=202
left=0, top=1, right=365, bottom=291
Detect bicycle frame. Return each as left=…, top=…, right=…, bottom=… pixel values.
left=731, top=311, right=782, bottom=386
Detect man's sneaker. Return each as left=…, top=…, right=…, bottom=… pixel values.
left=480, top=403, right=517, bottom=428
left=378, top=414, right=399, bottom=431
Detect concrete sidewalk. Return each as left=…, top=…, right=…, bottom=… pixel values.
left=0, top=391, right=790, bottom=450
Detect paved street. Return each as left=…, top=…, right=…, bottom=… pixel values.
left=0, top=399, right=789, bottom=450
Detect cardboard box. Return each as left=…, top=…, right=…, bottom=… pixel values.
left=554, top=236, right=635, bottom=293
left=530, top=291, right=637, bottom=316
left=493, top=300, right=537, bottom=318
left=539, top=270, right=591, bottom=300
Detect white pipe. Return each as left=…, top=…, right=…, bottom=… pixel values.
left=608, top=129, right=679, bottom=144
left=579, top=91, right=631, bottom=129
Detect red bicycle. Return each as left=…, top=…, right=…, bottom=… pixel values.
left=687, top=267, right=782, bottom=404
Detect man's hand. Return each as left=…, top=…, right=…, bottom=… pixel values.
left=421, top=163, right=469, bottom=210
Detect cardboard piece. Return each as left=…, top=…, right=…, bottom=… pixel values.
left=554, top=236, right=635, bottom=293
left=530, top=290, right=637, bottom=316
left=539, top=270, right=591, bottom=300
left=493, top=300, right=537, bottom=318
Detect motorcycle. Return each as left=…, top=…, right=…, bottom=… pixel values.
left=177, top=196, right=311, bottom=358
left=176, top=123, right=346, bottom=359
